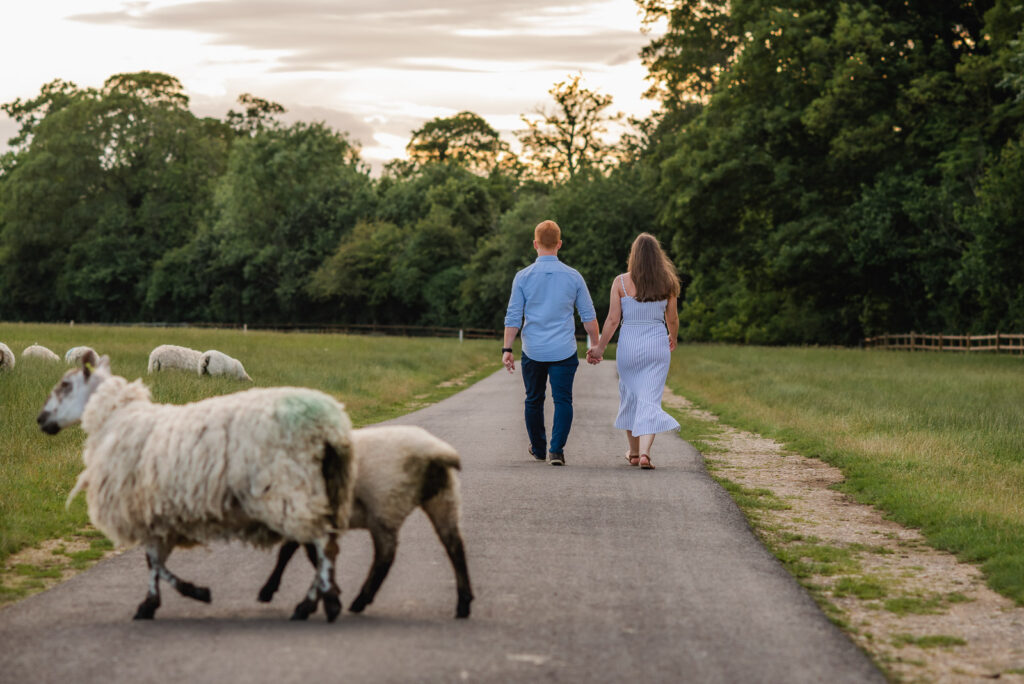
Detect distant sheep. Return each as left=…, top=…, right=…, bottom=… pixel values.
left=65, top=346, right=97, bottom=364
left=23, top=344, right=60, bottom=362
left=37, top=351, right=356, bottom=622
left=147, top=344, right=202, bottom=373
left=258, top=425, right=473, bottom=618
left=0, top=343, right=14, bottom=370
left=200, top=349, right=252, bottom=381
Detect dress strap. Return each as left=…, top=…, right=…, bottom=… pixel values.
left=619, top=274, right=628, bottom=297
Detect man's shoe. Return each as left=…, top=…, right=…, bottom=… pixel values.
left=549, top=453, right=565, bottom=466
left=529, top=447, right=546, bottom=462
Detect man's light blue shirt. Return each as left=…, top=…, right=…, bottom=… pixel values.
left=504, top=255, right=596, bottom=362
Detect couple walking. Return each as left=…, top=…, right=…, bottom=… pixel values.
left=502, top=220, right=680, bottom=469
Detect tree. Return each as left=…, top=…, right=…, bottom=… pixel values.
left=226, top=93, right=286, bottom=136
left=406, top=111, right=515, bottom=175
left=517, top=74, right=622, bottom=183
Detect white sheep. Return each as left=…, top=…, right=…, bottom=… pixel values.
left=37, top=351, right=356, bottom=622
left=257, top=425, right=474, bottom=618
left=23, top=344, right=60, bottom=362
left=65, top=346, right=97, bottom=364
left=199, top=349, right=253, bottom=381
left=147, top=344, right=203, bottom=374
left=0, top=342, right=14, bottom=370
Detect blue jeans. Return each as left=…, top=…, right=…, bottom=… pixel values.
left=521, top=352, right=579, bottom=456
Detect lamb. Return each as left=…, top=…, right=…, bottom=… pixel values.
left=257, top=425, right=474, bottom=618
left=23, top=344, right=60, bottom=362
left=65, top=346, right=97, bottom=364
left=0, top=342, right=14, bottom=370
left=147, top=344, right=203, bottom=373
left=37, top=351, right=356, bottom=622
left=199, top=349, right=253, bottom=381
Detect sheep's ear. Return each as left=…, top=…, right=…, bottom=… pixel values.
left=81, top=350, right=98, bottom=378
left=98, top=355, right=112, bottom=372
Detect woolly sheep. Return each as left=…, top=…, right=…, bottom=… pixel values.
left=0, top=342, right=14, bottom=370
left=258, top=425, right=474, bottom=618
left=199, top=349, right=253, bottom=381
left=147, top=344, right=203, bottom=374
left=23, top=344, right=60, bottom=362
left=37, top=351, right=356, bottom=622
left=65, top=346, right=97, bottom=364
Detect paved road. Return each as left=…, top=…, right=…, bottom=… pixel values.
left=0, top=362, right=882, bottom=683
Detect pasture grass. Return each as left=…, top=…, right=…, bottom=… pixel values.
left=0, top=322, right=496, bottom=568
left=667, top=344, right=1024, bottom=603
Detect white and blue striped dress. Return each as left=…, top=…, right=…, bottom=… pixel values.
left=614, top=276, right=680, bottom=436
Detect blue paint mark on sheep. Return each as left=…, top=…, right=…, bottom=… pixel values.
left=276, top=394, right=344, bottom=433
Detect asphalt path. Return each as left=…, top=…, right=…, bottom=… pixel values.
left=0, top=361, right=883, bottom=683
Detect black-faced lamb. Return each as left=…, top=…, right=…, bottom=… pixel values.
left=200, top=349, right=252, bottom=381
left=0, top=342, right=13, bottom=370
left=257, top=425, right=474, bottom=618
left=147, top=344, right=203, bottom=373
left=37, top=351, right=356, bottom=622
left=23, top=344, right=60, bottom=362
left=65, top=346, right=97, bottom=364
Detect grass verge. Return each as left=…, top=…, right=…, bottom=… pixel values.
left=667, top=344, right=1024, bottom=604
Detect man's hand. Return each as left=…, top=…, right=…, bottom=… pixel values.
left=503, top=351, right=515, bottom=373
left=586, top=347, right=602, bottom=365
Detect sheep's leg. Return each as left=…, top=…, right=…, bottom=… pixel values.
left=134, top=544, right=165, bottom=620
left=423, top=493, right=474, bottom=618
left=349, top=524, right=397, bottom=614
left=258, top=541, right=300, bottom=602
left=291, top=535, right=341, bottom=623
left=156, top=562, right=212, bottom=604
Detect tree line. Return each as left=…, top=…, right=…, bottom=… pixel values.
left=2, top=1, right=1023, bottom=344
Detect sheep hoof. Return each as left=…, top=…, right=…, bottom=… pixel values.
left=323, top=594, right=341, bottom=623
left=349, top=595, right=369, bottom=613
left=456, top=592, right=473, bottom=618
left=177, top=581, right=211, bottom=603
left=290, top=598, right=317, bottom=621
left=133, top=596, right=160, bottom=620
left=257, top=584, right=277, bottom=603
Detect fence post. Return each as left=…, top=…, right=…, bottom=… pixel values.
left=910, top=331, right=915, bottom=351
left=996, top=330, right=1001, bottom=353
left=459, top=329, right=464, bottom=343
left=938, top=333, right=943, bottom=351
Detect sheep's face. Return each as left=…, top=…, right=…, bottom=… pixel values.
left=37, top=351, right=110, bottom=434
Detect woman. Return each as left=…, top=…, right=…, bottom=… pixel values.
left=587, top=233, right=680, bottom=470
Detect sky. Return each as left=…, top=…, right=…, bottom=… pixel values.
left=2, top=1, right=663, bottom=172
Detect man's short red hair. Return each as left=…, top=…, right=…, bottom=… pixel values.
left=534, top=220, right=561, bottom=249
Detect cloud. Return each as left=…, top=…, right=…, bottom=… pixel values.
left=69, top=0, right=648, bottom=72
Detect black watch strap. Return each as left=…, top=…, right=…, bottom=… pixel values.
left=501, top=347, right=513, bottom=353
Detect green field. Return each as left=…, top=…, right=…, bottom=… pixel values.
left=0, top=323, right=497, bottom=568
left=667, top=345, right=1024, bottom=603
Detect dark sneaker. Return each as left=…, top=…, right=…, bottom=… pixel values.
left=549, top=453, right=565, bottom=466
left=529, top=447, right=546, bottom=462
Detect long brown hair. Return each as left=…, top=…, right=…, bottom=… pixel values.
left=627, top=233, right=680, bottom=302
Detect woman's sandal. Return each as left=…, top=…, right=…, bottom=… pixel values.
left=639, top=454, right=655, bottom=470
left=626, top=452, right=640, bottom=466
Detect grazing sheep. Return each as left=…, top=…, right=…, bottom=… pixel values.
left=37, top=351, right=356, bottom=622
left=23, top=344, right=60, bottom=362
left=258, top=425, right=474, bottom=618
left=0, top=342, right=14, bottom=370
left=199, top=349, right=253, bottom=381
left=147, top=344, right=202, bottom=374
left=65, top=346, right=97, bottom=364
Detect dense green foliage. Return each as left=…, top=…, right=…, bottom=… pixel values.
left=3, top=2, right=1024, bottom=341
left=667, top=345, right=1024, bottom=602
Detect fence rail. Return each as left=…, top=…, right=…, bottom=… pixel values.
left=63, top=320, right=504, bottom=340
left=864, top=332, right=1024, bottom=354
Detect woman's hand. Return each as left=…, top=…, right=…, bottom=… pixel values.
left=586, top=347, right=603, bottom=364
left=668, top=336, right=677, bottom=352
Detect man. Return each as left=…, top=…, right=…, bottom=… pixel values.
left=502, top=220, right=599, bottom=466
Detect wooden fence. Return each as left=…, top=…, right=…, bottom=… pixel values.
left=863, top=332, right=1024, bottom=354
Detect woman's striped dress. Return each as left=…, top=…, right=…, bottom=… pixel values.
left=614, top=276, right=680, bottom=436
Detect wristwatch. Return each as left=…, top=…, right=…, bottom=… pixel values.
left=501, top=347, right=513, bottom=353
